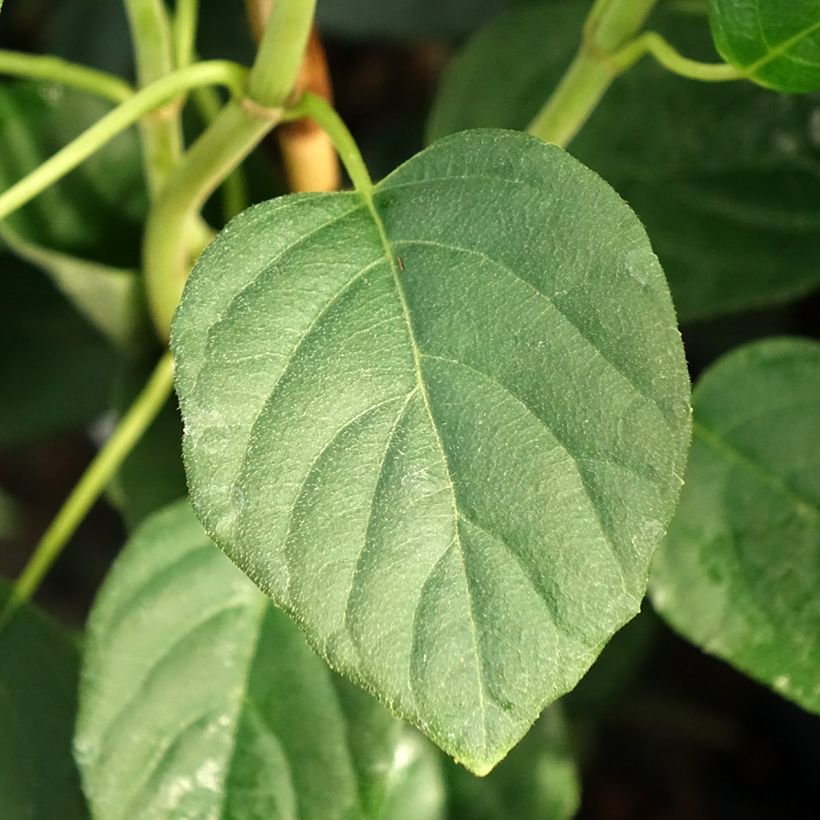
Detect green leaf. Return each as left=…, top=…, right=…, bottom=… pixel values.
left=172, top=129, right=691, bottom=773
left=0, top=81, right=147, bottom=343
left=445, top=708, right=580, bottom=820
left=75, top=500, right=445, bottom=820
left=0, top=255, right=117, bottom=445
left=709, top=0, right=820, bottom=92
left=428, top=3, right=820, bottom=321
left=651, top=338, right=820, bottom=714
left=0, top=225, right=142, bottom=350
left=0, top=583, right=88, bottom=820
left=0, top=82, right=145, bottom=264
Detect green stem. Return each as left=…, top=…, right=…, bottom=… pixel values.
left=144, top=0, right=317, bottom=338
left=528, top=0, right=658, bottom=146
left=0, top=353, right=175, bottom=627
left=248, top=0, right=317, bottom=106
left=0, top=50, right=133, bottom=102
left=174, top=0, right=201, bottom=69
left=145, top=100, right=277, bottom=335
left=0, top=61, right=246, bottom=224
left=285, top=92, right=372, bottom=192
left=192, top=84, right=249, bottom=221
left=124, top=0, right=183, bottom=196
left=612, top=31, right=745, bottom=81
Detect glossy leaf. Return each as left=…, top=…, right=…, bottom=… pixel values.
left=710, top=0, right=820, bottom=92
left=651, top=338, right=820, bottom=714
left=172, top=129, right=691, bottom=773
left=75, top=501, right=445, bottom=820
left=428, top=3, right=820, bottom=321
left=445, top=708, right=580, bottom=820
left=0, top=255, right=116, bottom=445
left=0, top=582, right=88, bottom=820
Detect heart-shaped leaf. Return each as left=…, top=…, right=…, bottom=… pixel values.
left=172, top=128, right=691, bottom=773
left=75, top=501, right=445, bottom=819
left=428, top=2, right=820, bottom=321
left=710, top=0, right=820, bottom=92
left=651, top=338, right=820, bottom=714
left=0, top=583, right=88, bottom=820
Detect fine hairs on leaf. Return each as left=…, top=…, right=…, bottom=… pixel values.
left=172, top=128, right=691, bottom=774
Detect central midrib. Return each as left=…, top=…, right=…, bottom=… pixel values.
left=359, top=185, right=491, bottom=752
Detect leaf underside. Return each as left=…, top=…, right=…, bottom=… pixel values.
left=172, top=128, right=691, bottom=773
left=652, top=338, right=820, bottom=714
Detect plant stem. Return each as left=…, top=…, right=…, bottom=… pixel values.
left=285, top=92, right=371, bottom=192
left=528, top=0, right=658, bottom=146
left=0, top=50, right=133, bottom=102
left=611, top=31, right=745, bottom=81
left=0, top=61, right=246, bottom=223
left=124, top=0, right=183, bottom=196
left=174, top=0, right=201, bottom=69
left=192, top=85, right=249, bottom=221
left=0, top=353, right=175, bottom=628
left=248, top=0, right=317, bottom=106
left=144, top=0, right=317, bottom=338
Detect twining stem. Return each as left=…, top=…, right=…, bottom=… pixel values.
left=124, top=0, right=183, bottom=196
left=174, top=0, right=201, bottom=69
left=285, top=92, right=372, bottom=193
left=192, top=85, right=249, bottom=220
left=144, top=0, right=317, bottom=337
left=0, top=60, right=246, bottom=223
left=611, top=31, right=745, bottom=81
left=528, top=0, right=658, bottom=146
left=0, top=353, right=175, bottom=628
left=0, top=50, right=133, bottom=102
left=529, top=0, right=744, bottom=146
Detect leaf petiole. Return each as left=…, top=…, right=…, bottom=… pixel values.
left=284, top=92, right=373, bottom=193
left=611, top=31, right=745, bottom=81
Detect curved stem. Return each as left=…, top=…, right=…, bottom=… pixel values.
left=0, top=50, right=133, bottom=103
left=528, top=0, right=658, bottom=146
left=145, top=99, right=277, bottom=335
left=0, top=60, right=247, bottom=223
left=192, top=84, right=249, bottom=220
left=174, top=0, right=201, bottom=69
left=0, top=353, right=175, bottom=628
left=612, top=31, right=744, bottom=80
left=144, top=0, right=316, bottom=338
left=248, top=0, right=317, bottom=106
left=285, top=92, right=371, bottom=192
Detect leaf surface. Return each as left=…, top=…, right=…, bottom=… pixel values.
left=0, top=583, right=88, bottom=820
left=651, top=338, right=820, bottom=713
left=710, top=0, right=820, bottom=91
left=75, top=501, right=445, bottom=820
left=428, top=3, right=820, bottom=321
left=173, top=129, right=690, bottom=772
